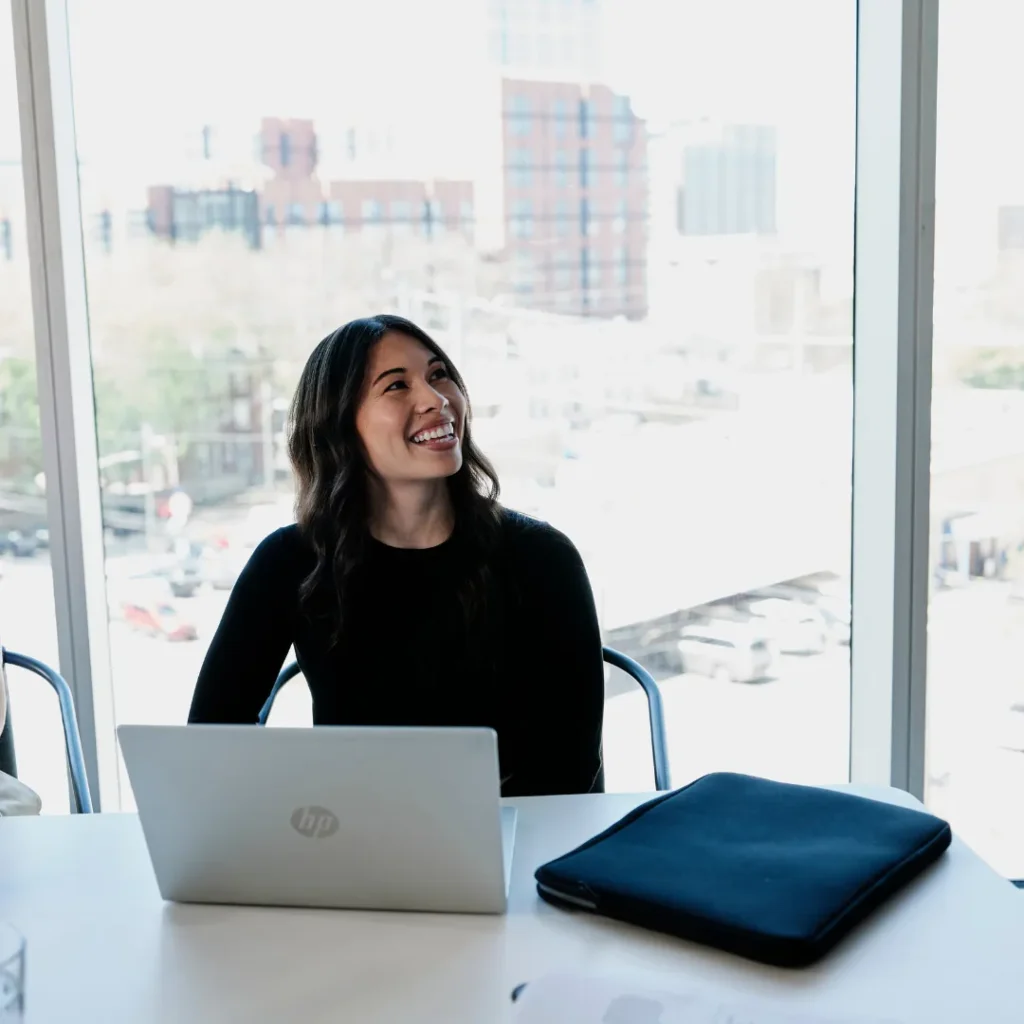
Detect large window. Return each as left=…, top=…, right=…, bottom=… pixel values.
left=927, top=0, right=1024, bottom=877
left=55, top=0, right=855, bottom=804
left=0, top=13, right=64, bottom=812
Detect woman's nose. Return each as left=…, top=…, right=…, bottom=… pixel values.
left=414, top=380, right=448, bottom=410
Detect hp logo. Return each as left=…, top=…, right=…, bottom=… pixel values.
left=603, top=996, right=665, bottom=1023
left=290, top=805, right=340, bottom=839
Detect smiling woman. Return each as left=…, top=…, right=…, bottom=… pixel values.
left=355, top=328, right=471, bottom=520
left=288, top=316, right=499, bottom=634
left=188, top=315, right=606, bottom=797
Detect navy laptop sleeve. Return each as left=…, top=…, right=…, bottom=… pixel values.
left=535, top=772, right=951, bottom=967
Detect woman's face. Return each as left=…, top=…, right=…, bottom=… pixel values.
left=355, top=331, right=467, bottom=485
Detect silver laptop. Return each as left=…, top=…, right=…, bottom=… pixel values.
left=117, top=724, right=517, bottom=914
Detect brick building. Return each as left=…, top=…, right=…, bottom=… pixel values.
left=324, top=178, right=473, bottom=236
left=259, top=117, right=330, bottom=227
left=147, top=118, right=475, bottom=241
left=259, top=117, right=474, bottom=237
left=500, top=78, right=648, bottom=319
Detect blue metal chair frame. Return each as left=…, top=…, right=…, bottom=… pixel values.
left=0, top=648, right=94, bottom=814
left=258, top=645, right=672, bottom=792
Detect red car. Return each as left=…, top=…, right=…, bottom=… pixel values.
left=122, top=601, right=198, bottom=642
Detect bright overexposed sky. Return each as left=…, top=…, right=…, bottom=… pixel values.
left=1, top=0, right=1023, bottom=248
left=4, top=0, right=852, bottom=160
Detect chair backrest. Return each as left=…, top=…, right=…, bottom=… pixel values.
left=602, top=646, right=671, bottom=791
left=259, top=646, right=672, bottom=791
left=0, top=649, right=94, bottom=814
left=0, top=678, right=16, bottom=778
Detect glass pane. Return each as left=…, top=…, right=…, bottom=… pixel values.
left=928, top=1, right=1024, bottom=876
left=0, top=15, right=65, bottom=813
left=67, top=0, right=854, bottom=803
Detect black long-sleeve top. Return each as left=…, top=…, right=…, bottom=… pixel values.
left=187, top=508, right=605, bottom=796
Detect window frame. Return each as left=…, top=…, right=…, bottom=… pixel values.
left=12, top=0, right=120, bottom=807
left=849, top=0, right=938, bottom=798
left=11, top=0, right=940, bottom=808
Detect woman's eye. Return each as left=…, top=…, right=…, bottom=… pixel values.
left=384, top=379, right=408, bottom=392
left=431, top=367, right=450, bottom=382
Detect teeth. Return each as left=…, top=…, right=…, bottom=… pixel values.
left=413, top=423, right=454, bottom=443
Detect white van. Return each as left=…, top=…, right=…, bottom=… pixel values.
left=678, top=621, right=777, bottom=683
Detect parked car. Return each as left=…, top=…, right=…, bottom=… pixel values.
left=677, top=622, right=777, bottom=683
left=0, top=529, right=39, bottom=558
left=742, top=598, right=829, bottom=655
left=746, top=585, right=849, bottom=645
left=122, top=600, right=198, bottom=642
left=609, top=622, right=686, bottom=677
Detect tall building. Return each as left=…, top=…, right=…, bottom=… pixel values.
left=678, top=124, right=777, bottom=238
left=488, top=0, right=604, bottom=79
left=500, top=77, right=648, bottom=319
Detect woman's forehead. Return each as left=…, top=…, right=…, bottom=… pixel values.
left=367, top=331, right=435, bottom=370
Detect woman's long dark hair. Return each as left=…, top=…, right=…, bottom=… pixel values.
left=288, top=314, right=502, bottom=641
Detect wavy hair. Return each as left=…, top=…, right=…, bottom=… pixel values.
left=288, top=314, right=501, bottom=640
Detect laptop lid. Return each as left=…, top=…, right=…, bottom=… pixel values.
left=117, top=723, right=514, bottom=914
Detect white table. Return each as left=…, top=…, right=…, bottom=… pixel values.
left=1, top=788, right=1023, bottom=1023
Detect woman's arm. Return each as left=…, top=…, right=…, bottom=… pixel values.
left=506, top=522, right=605, bottom=796
left=187, top=528, right=297, bottom=724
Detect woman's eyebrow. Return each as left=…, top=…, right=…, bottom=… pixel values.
left=371, top=366, right=405, bottom=386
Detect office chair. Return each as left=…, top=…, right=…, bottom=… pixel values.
left=0, top=648, right=94, bottom=813
left=258, top=645, right=673, bottom=791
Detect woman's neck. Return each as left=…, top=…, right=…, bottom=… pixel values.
left=368, top=480, right=454, bottom=549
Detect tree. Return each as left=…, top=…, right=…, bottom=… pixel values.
left=0, top=223, right=513, bottom=496
left=0, top=356, right=44, bottom=486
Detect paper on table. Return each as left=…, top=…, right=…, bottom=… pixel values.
left=511, top=974, right=903, bottom=1024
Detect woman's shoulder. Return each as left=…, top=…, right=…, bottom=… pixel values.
left=243, top=524, right=314, bottom=580
left=251, top=522, right=307, bottom=554
left=497, top=507, right=584, bottom=568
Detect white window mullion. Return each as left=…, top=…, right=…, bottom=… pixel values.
left=850, top=0, right=939, bottom=797
left=12, top=0, right=120, bottom=809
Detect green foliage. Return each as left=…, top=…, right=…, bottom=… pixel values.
left=958, top=349, right=1024, bottom=390
left=93, top=329, right=214, bottom=452
left=0, top=356, right=41, bottom=434
left=0, top=356, right=44, bottom=482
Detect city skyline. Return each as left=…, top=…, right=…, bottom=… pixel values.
left=144, top=77, right=650, bottom=322
left=2, top=1, right=1023, bottom=286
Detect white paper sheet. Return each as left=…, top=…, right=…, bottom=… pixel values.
left=511, top=973, right=902, bottom=1024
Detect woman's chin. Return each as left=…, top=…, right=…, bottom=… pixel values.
left=404, top=452, right=464, bottom=480
left=436, top=453, right=464, bottom=478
